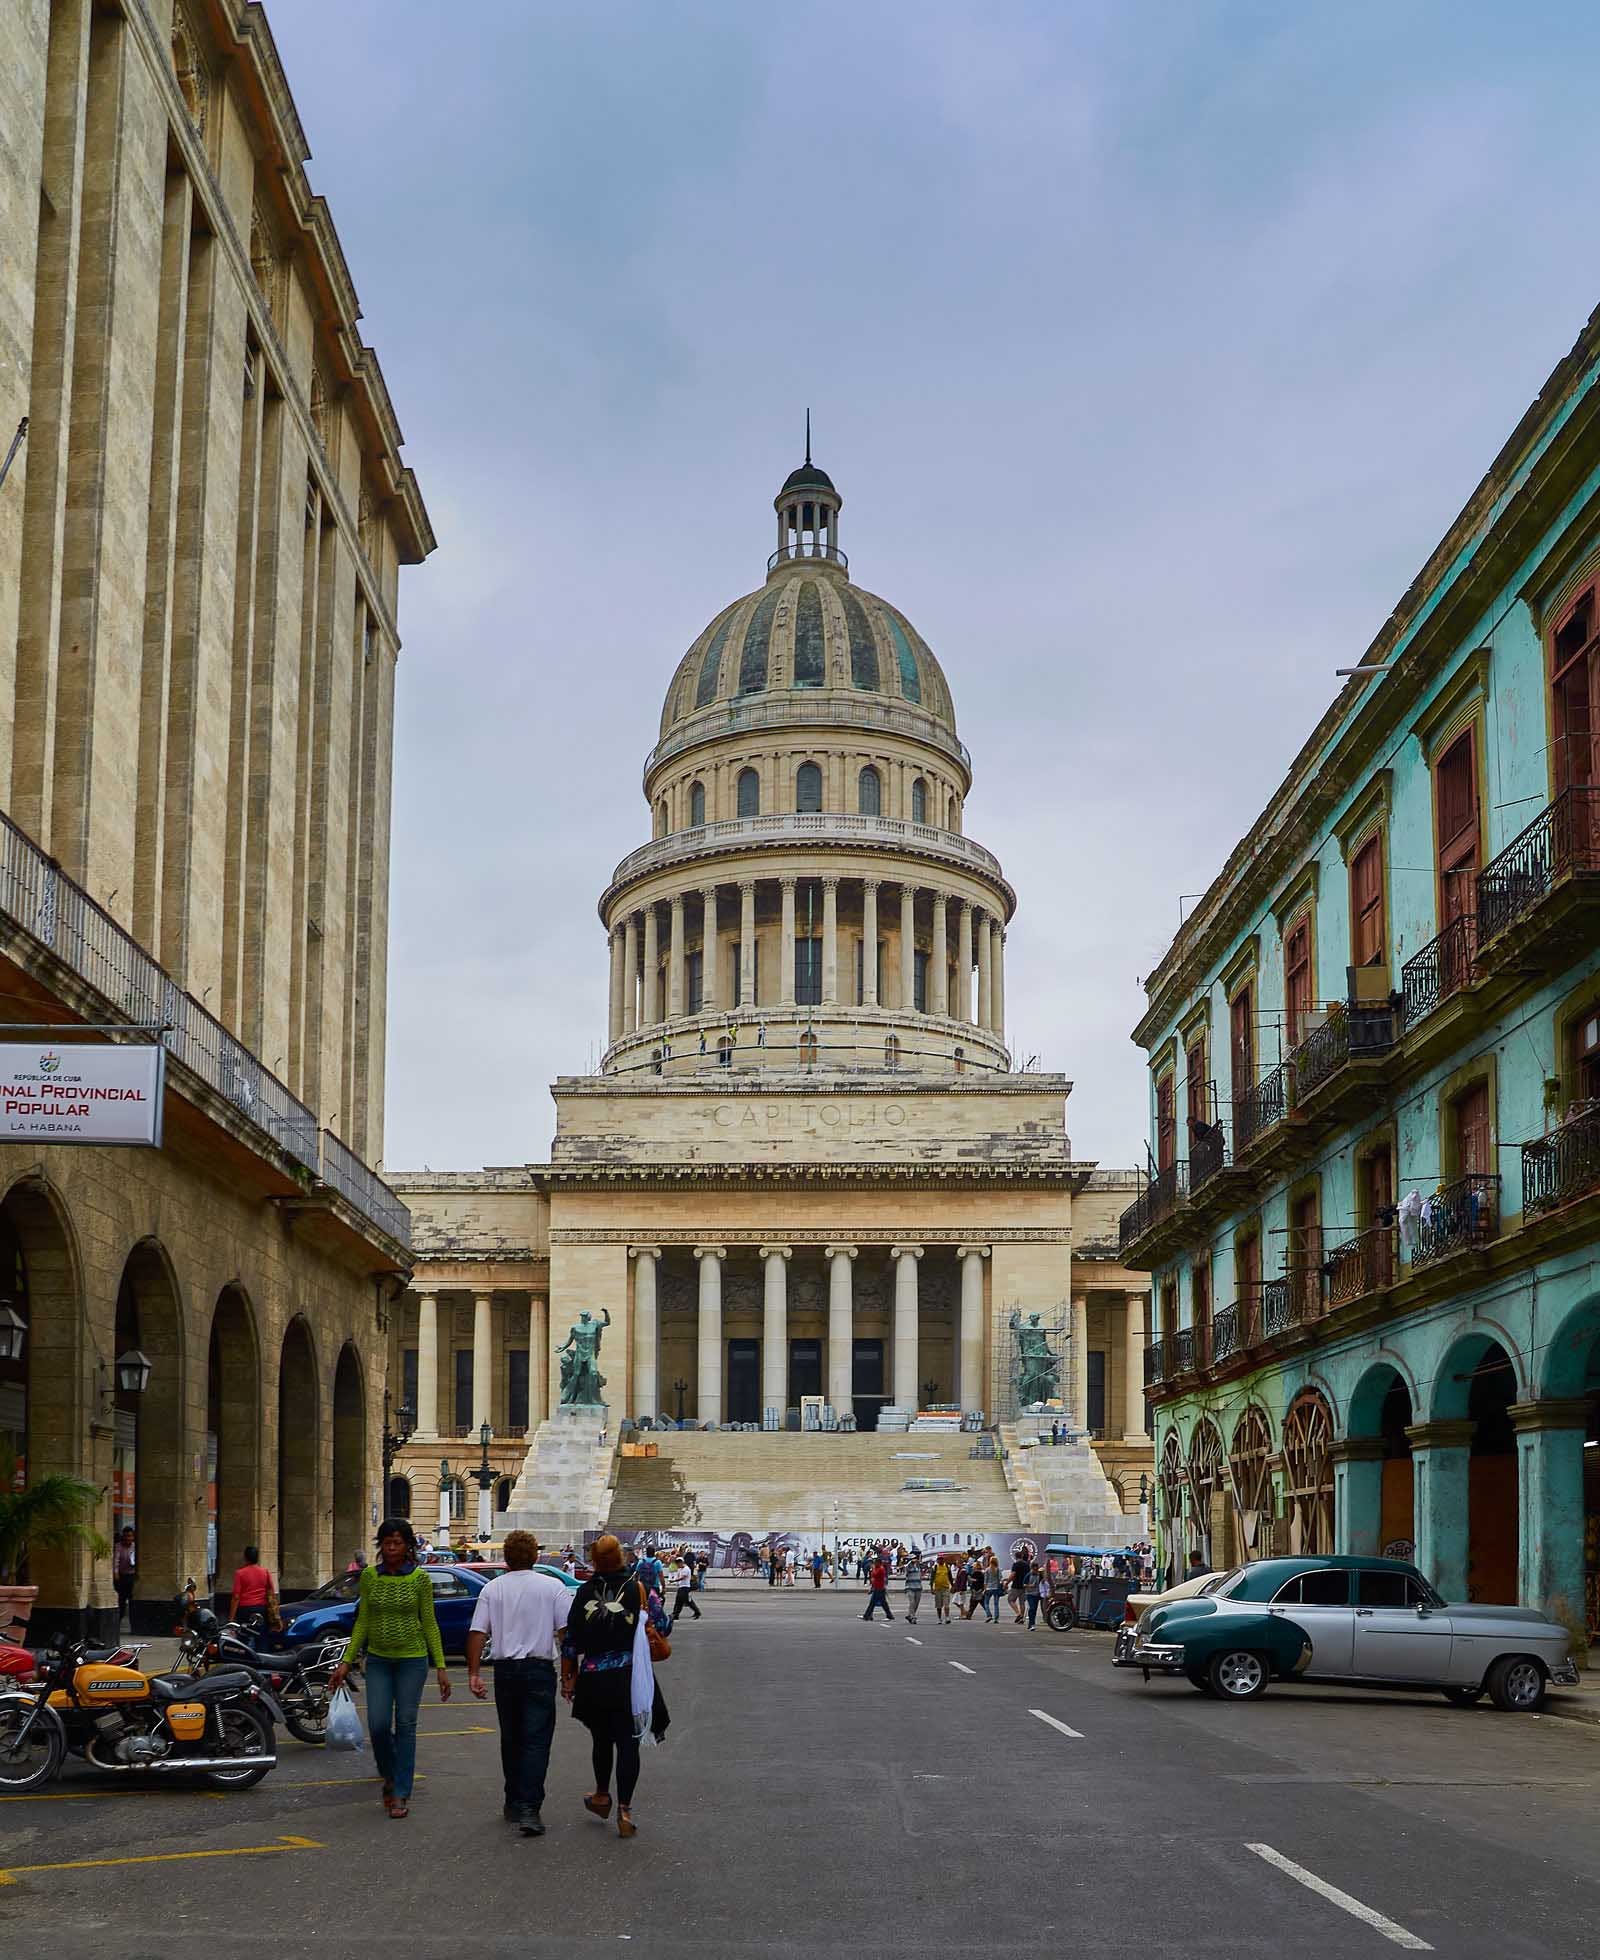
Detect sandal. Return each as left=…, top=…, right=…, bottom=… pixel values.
left=617, top=1805, right=637, bottom=1838
left=390, top=1799, right=409, bottom=1820
left=584, top=1791, right=613, bottom=1819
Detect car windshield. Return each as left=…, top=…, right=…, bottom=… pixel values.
left=1206, top=1567, right=1251, bottom=1598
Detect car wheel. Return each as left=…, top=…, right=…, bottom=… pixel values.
left=1208, top=1648, right=1269, bottom=1700
left=1486, top=1655, right=1546, bottom=1714
left=1442, top=1685, right=1484, bottom=1707
left=1186, top=1667, right=1217, bottom=1696
left=1044, top=1600, right=1075, bottom=1632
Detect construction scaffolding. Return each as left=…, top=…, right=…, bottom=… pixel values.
left=987, top=1298, right=1072, bottom=1424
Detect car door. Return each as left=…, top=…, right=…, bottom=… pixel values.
left=1267, top=1567, right=1355, bottom=1675
left=1351, top=1568, right=1449, bottom=1681
left=426, top=1569, right=476, bottom=1650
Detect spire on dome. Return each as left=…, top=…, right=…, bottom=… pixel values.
left=772, top=433, right=844, bottom=575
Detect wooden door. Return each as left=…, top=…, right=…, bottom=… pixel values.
left=1350, top=834, right=1384, bottom=968
left=1454, top=1081, right=1491, bottom=1177
left=1291, top=1190, right=1320, bottom=1322
left=1235, top=1233, right=1261, bottom=1342
left=1436, top=729, right=1480, bottom=928
left=1156, top=1073, right=1176, bottom=1173
left=1285, top=918, right=1313, bottom=1046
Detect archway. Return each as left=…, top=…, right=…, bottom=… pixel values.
left=1283, top=1391, right=1334, bottom=1555
left=207, top=1288, right=260, bottom=1601
left=386, top=1475, right=412, bottom=1519
left=0, top=1177, right=82, bottom=1608
left=494, top=1476, right=513, bottom=1515
left=1537, top=1296, right=1600, bottom=1639
left=277, top=1319, right=320, bottom=1591
left=114, top=1241, right=184, bottom=1608
left=1186, top=1418, right=1224, bottom=1567
left=1430, top=1332, right=1520, bottom=1602
left=332, top=1344, right=366, bottom=1575
left=1347, top=1362, right=1413, bottom=1560
left=1227, top=1406, right=1273, bottom=1560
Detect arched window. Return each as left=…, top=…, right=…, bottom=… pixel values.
left=656, top=798, right=669, bottom=837
left=717, top=1034, right=733, bottom=1070
left=911, top=777, right=928, bottom=825
left=387, top=1476, right=411, bottom=1519
left=1283, top=1392, right=1334, bottom=1556
left=1186, top=1420, right=1224, bottom=1566
left=494, top=1477, right=513, bottom=1513
left=796, top=762, right=823, bottom=813
left=858, top=766, right=881, bottom=816
left=737, top=768, right=760, bottom=818
left=884, top=1034, right=900, bottom=1071
left=799, top=1029, right=819, bottom=1069
left=1228, top=1407, right=1273, bottom=1558
left=688, top=781, right=706, bottom=827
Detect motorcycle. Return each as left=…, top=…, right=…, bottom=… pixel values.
left=171, top=1591, right=348, bottom=1744
left=0, top=1634, right=280, bottom=1794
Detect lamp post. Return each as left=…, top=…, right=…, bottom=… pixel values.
left=1138, top=1472, right=1150, bottom=1541
left=672, top=1377, right=688, bottom=1426
left=437, top=1459, right=453, bottom=1549
left=381, top=1391, right=416, bottom=1487
left=474, top=1420, right=495, bottom=1544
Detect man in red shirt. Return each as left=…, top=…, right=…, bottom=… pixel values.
left=229, top=1545, right=277, bottom=1627
left=861, top=1554, right=893, bottom=1622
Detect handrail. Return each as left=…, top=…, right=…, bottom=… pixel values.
left=1401, top=914, right=1477, bottom=1031
left=605, top=811, right=1008, bottom=896
left=767, top=540, right=848, bottom=573
left=1410, top=1174, right=1499, bottom=1268
left=1523, top=1104, right=1600, bottom=1217
left=1118, top=1161, right=1188, bottom=1252
left=1478, top=785, right=1600, bottom=943
left=1322, top=1225, right=1396, bottom=1307
left=644, top=692, right=971, bottom=777
left=1233, top=1063, right=1290, bottom=1150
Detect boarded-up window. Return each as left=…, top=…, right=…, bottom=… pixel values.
left=1285, top=917, right=1313, bottom=1046
left=1350, top=833, right=1384, bottom=967
left=1436, top=729, right=1479, bottom=926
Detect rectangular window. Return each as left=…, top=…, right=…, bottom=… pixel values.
left=402, top=1347, right=418, bottom=1418
left=1284, top=916, right=1313, bottom=1046
left=1290, top=1188, right=1320, bottom=1322
left=1235, top=1233, right=1261, bottom=1337
left=795, top=937, right=822, bottom=1006
left=687, top=950, right=704, bottom=1015
left=1229, top=985, right=1254, bottom=1104
left=913, top=948, right=929, bottom=1012
left=1453, top=1080, right=1491, bottom=1176
left=1435, top=728, right=1479, bottom=927
left=453, top=1349, right=472, bottom=1432
left=1551, top=587, right=1599, bottom=792
left=1350, top=833, right=1384, bottom=968
left=1156, top=1073, right=1176, bottom=1172
left=1192, top=1256, right=1212, bottom=1367
left=507, top=1349, right=529, bottom=1431
left=1572, top=1010, right=1600, bottom=1102
left=1185, top=1037, right=1208, bottom=1133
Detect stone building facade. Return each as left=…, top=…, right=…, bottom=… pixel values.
left=1126, top=304, right=1600, bottom=1645
left=386, top=457, right=1151, bottom=1531
left=0, top=0, right=430, bottom=1631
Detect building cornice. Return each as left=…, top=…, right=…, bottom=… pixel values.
left=535, top=1161, right=1093, bottom=1192
left=548, top=1225, right=1075, bottom=1247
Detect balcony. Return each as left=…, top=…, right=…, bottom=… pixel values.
left=1288, top=1002, right=1396, bottom=1121
left=1401, top=914, right=1478, bottom=1033
left=643, top=690, right=972, bottom=779
left=768, top=538, right=848, bottom=575
left=1257, top=1275, right=1304, bottom=1339
left=1144, top=1337, right=1167, bottom=1386
left=1522, top=1105, right=1600, bottom=1219
left=1321, top=1225, right=1397, bottom=1308
left=1117, top=1161, right=1188, bottom=1259
left=1234, top=1061, right=1291, bottom=1153
left=1409, top=1174, right=1499, bottom=1269
left=1478, top=786, right=1600, bottom=952
left=1210, top=1303, right=1241, bottom=1364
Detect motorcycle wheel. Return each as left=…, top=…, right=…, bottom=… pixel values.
left=0, top=1704, right=64, bottom=1792
left=204, top=1705, right=275, bottom=1789
left=283, top=1689, right=329, bottom=1746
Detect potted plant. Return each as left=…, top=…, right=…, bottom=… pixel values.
left=0, top=1449, right=106, bottom=1640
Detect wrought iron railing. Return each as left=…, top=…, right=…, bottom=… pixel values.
left=1234, top=1062, right=1290, bottom=1150
left=1145, top=1338, right=1167, bottom=1385
left=768, top=539, right=849, bottom=573
left=1118, top=1161, right=1188, bottom=1253
left=1189, top=1121, right=1228, bottom=1191
left=1322, top=1226, right=1397, bottom=1307
left=0, top=809, right=409, bottom=1250
left=1478, top=786, right=1600, bottom=944
left=1210, top=1304, right=1240, bottom=1363
left=1257, top=1276, right=1296, bottom=1339
left=1410, top=1174, right=1499, bottom=1267
left=1401, top=913, right=1477, bottom=1030
left=1169, top=1327, right=1196, bottom=1374
left=1522, top=1106, right=1600, bottom=1217
left=1292, top=1004, right=1396, bottom=1098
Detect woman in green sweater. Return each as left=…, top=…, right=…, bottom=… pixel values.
left=328, top=1518, right=449, bottom=1818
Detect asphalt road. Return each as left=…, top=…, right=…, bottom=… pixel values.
left=3, top=1589, right=1596, bottom=1957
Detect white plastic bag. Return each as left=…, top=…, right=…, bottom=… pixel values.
left=325, top=1685, right=365, bottom=1752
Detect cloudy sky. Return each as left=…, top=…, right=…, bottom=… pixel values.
left=267, top=0, right=1600, bottom=1175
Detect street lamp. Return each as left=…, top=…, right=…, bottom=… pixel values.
left=436, top=1458, right=454, bottom=1550
left=474, top=1420, right=495, bottom=1543
left=115, top=1349, right=152, bottom=1396
left=0, top=1301, right=27, bottom=1363
left=673, top=1378, right=688, bottom=1426
left=381, top=1390, right=416, bottom=1483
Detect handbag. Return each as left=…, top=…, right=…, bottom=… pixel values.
left=646, top=1621, right=671, bottom=1663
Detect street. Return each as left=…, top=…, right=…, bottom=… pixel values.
left=3, top=1591, right=1595, bottom=1957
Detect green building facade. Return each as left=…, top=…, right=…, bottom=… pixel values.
left=1127, top=308, right=1600, bottom=1650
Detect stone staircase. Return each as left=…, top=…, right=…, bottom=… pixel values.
left=607, top=1429, right=1024, bottom=1532
left=499, top=1407, right=620, bottom=1542
left=1000, top=1423, right=1129, bottom=1545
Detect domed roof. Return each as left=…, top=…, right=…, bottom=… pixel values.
left=780, top=461, right=836, bottom=494
left=658, top=568, right=958, bottom=741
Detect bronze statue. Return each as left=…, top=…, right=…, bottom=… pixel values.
left=556, top=1307, right=611, bottom=1407
left=1010, top=1309, right=1061, bottom=1407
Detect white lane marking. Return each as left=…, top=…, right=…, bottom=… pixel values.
left=1246, top=1844, right=1433, bottom=1951
left=948, top=1661, right=976, bottom=1675
left=905, top=1636, right=922, bottom=1646
left=1028, top=1707, right=1083, bottom=1738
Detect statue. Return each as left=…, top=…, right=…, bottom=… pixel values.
left=1010, top=1309, right=1061, bottom=1408
left=556, top=1307, right=611, bottom=1408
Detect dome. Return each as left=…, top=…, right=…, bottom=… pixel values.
left=657, top=570, right=958, bottom=741
left=780, top=461, right=836, bottom=494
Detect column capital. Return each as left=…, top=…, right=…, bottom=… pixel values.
left=628, top=1244, right=663, bottom=1262
left=702, top=881, right=719, bottom=900
left=474, top=1290, right=494, bottom=1307
left=1404, top=1419, right=1476, bottom=1451
left=779, top=874, right=797, bottom=893
left=758, top=1243, right=793, bottom=1261
left=1329, top=1437, right=1388, bottom=1465
left=1508, top=1397, right=1591, bottom=1433
left=955, top=1243, right=991, bottom=1260
left=739, top=876, right=757, bottom=894
left=890, top=1243, right=925, bottom=1260
left=822, top=874, right=840, bottom=892
left=824, top=1242, right=858, bottom=1261
left=692, top=1243, right=727, bottom=1262
left=416, top=1289, right=438, bottom=1304
left=932, top=889, right=948, bottom=909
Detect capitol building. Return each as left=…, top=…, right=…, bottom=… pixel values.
left=387, top=452, right=1152, bottom=1536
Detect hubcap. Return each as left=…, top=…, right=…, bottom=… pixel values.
left=1506, top=1661, right=1541, bottom=1706
left=1217, top=1651, right=1263, bottom=1696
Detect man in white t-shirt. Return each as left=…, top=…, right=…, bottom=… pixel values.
left=466, top=1530, right=572, bottom=1837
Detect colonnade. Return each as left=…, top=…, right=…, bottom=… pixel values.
left=605, top=875, right=1006, bottom=1045
left=1071, top=1291, right=1149, bottom=1444
left=412, top=1290, right=548, bottom=1441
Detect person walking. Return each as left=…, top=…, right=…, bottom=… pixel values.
left=1024, top=1561, right=1044, bottom=1629
left=962, top=1554, right=984, bottom=1619
left=810, top=1549, right=825, bottom=1589
left=229, top=1544, right=277, bottom=1631
left=465, top=1530, right=571, bottom=1837
left=861, top=1554, right=894, bottom=1621
left=903, top=1554, right=924, bottom=1624
left=113, top=1527, right=136, bottom=1626
left=668, top=1553, right=701, bottom=1623
left=561, top=1535, right=670, bottom=1839
left=1008, top=1550, right=1031, bottom=1625
left=951, top=1557, right=969, bottom=1619
left=982, top=1552, right=1003, bottom=1624
left=328, top=1518, right=449, bottom=1820
left=930, top=1555, right=953, bottom=1623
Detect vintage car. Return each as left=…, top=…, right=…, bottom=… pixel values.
left=1123, top=1554, right=1579, bottom=1710
left=1112, top=1570, right=1228, bottom=1659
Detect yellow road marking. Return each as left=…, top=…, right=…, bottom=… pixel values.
left=417, top=1724, right=494, bottom=1736
left=0, top=1787, right=227, bottom=1804
left=0, top=1833, right=322, bottom=1886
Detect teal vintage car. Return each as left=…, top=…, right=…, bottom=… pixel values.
left=1128, top=1554, right=1579, bottom=1710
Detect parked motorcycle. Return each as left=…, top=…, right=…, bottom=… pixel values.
left=170, top=1590, right=347, bottom=1744
left=0, top=1634, right=280, bottom=1793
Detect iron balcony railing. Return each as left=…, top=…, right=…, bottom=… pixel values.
left=0, top=809, right=409, bottom=1250
left=1233, top=1062, right=1290, bottom=1150
left=1118, top=1161, right=1188, bottom=1253
left=1522, top=1105, right=1600, bottom=1218
left=1322, top=1226, right=1397, bottom=1307
left=643, top=691, right=972, bottom=777
left=1289, top=1004, right=1396, bottom=1099
left=1478, top=785, right=1600, bottom=944
left=1410, top=1174, right=1499, bottom=1268
left=1401, top=913, right=1477, bottom=1031
left=1144, top=1337, right=1167, bottom=1386
left=1256, top=1276, right=1297, bottom=1339
left=1188, top=1121, right=1229, bottom=1192
left=767, top=539, right=849, bottom=574
left=1210, top=1304, right=1240, bottom=1364
left=606, top=810, right=1007, bottom=897
left=1169, top=1327, right=1196, bottom=1374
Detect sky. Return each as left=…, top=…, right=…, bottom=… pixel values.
left=264, top=0, right=1600, bottom=1175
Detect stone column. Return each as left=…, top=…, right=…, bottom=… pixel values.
left=891, top=1245, right=923, bottom=1411
left=1511, top=1398, right=1590, bottom=1619
left=622, top=914, right=639, bottom=1034
left=825, top=1244, right=856, bottom=1414
left=472, top=1292, right=493, bottom=1431
left=630, top=1247, right=660, bottom=1421
left=668, top=893, right=686, bottom=1019
left=822, top=876, right=840, bottom=1005
left=899, top=884, right=916, bottom=1010
left=1070, top=1294, right=1089, bottom=1434
left=994, top=930, right=1006, bottom=1042
left=740, top=879, right=757, bottom=1007
left=957, top=1245, right=988, bottom=1412
left=701, top=887, right=719, bottom=1012
left=977, top=912, right=992, bottom=1030
left=1405, top=1419, right=1475, bottom=1600
left=931, top=892, right=949, bottom=1016
left=861, top=879, right=879, bottom=1006
left=780, top=877, right=797, bottom=1005
left=694, top=1245, right=725, bottom=1425
left=760, top=1245, right=791, bottom=1417
left=956, top=899, right=973, bottom=1021
left=1123, top=1292, right=1148, bottom=1441
left=1331, top=1438, right=1386, bottom=1557
left=607, top=927, right=624, bottom=1045
left=415, top=1292, right=439, bottom=1439
left=525, top=1295, right=547, bottom=1439
left=642, top=905, right=660, bottom=1026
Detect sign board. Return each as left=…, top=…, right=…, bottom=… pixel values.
left=0, top=1041, right=164, bottom=1147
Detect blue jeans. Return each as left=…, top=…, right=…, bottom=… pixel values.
left=365, top=1655, right=428, bottom=1800
left=1026, top=1594, right=1040, bottom=1628
left=984, top=1589, right=1000, bottom=1621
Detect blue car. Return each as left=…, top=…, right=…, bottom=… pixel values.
left=281, top=1565, right=493, bottom=1656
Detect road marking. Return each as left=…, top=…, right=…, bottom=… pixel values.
left=1029, top=1708, right=1084, bottom=1738
left=0, top=1787, right=226, bottom=1804
left=905, top=1636, right=922, bottom=1646
left=0, top=1834, right=322, bottom=1888
left=1246, top=1843, right=1432, bottom=1951
left=418, top=1724, right=494, bottom=1736
left=948, top=1661, right=976, bottom=1675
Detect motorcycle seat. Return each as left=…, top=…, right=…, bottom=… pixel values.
left=147, top=1668, right=256, bottom=1700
